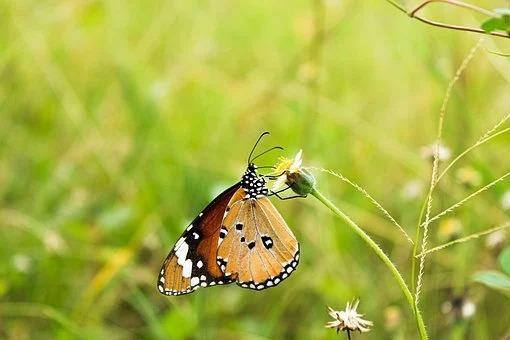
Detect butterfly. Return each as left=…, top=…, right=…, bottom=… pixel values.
left=157, top=133, right=300, bottom=296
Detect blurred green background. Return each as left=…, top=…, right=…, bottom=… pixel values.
left=1, top=0, right=510, bottom=339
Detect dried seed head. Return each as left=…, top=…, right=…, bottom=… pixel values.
left=325, top=299, right=373, bottom=334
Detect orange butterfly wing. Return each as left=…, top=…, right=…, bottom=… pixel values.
left=217, top=194, right=299, bottom=290
left=158, top=164, right=300, bottom=296
left=157, top=183, right=240, bottom=296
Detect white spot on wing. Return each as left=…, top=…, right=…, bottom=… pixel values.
left=174, top=236, right=186, bottom=250
left=197, top=260, right=203, bottom=268
left=175, top=241, right=189, bottom=266
left=182, top=259, right=192, bottom=278
left=190, top=277, right=200, bottom=286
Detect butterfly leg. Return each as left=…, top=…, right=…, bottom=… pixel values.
left=273, top=193, right=307, bottom=200
left=270, top=188, right=307, bottom=200
left=263, top=170, right=286, bottom=179
left=270, top=186, right=291, bottom=195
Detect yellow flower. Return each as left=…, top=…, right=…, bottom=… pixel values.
left=272, top=150, right=303, bottom=191
left=272, top=150, right=315, bottom=196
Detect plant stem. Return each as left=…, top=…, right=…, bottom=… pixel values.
left=411, top=199, right=427, bottom=293
left=311, top=188, right=428, bottom=339
left=409, top=0, right=496, bottom=18
left=383, top=0, right=510, bottom=40
left=384, top=0, right=407, bottom=13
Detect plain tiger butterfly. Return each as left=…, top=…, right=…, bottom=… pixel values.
left=157, top=132, right=301, bottom=296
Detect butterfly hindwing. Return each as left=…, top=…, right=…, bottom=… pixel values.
left=157, top=183, right=241, bottom=296
left=217, top=194, right=300, bottom=290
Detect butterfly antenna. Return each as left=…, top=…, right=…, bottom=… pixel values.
left=250, top=146, right=284, bottom=164
left=248, top=131, right=270, bottom=164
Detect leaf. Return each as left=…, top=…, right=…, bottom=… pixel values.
left=481, top=17, right=508, bottom=33
left=481, top=8, right=510, bottom=33
left=500, top=247, right=510, bottom=276
left=473, top=271, right=510, bottom=291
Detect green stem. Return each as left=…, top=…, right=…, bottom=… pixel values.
left=311, top=188, right=427, bottom=339
left=411, top=199, right=428, bottom=295
left=410, top=197, right=428, bottom=336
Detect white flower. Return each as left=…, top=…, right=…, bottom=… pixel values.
left=326, top=300, right=373, bottom=334
left=462, top=300, right=476, bottom=319
left=441, top=296, right=476, bottom=320
left=401, top=179, right=424, bottom=200
left=501, top=191, right=510, bottom=210
left=271, top=149, right=303, bottom=191
left=486, top=230, right=506, bottom=249
left=420, top=142, right=451, bottom=162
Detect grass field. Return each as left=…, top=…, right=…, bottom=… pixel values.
left=1, top=0, right=510, bottom=339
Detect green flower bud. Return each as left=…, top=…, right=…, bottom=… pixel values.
left=287, top=167, right=316, bottom=196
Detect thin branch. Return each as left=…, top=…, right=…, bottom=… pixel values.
left=436, top=114, right=510, bottom=184
left=409, top=0, right=496, bottom=18
left=416, top=221, right=510, bottom=257
left=423, top=171, right=510, bottom=227
left=314, top=167, right=414, bottom=245
left=384, top=0, right=510, bottom=40
left=477, top=112, right=510, bottom=143
left=412, top=16, right=510, bottom=39
left=384, top=0, right=407, bottom=13
left=486, top=50, right=510, bottom=57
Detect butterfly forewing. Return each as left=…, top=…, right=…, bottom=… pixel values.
left=157, top=183, right=240, bottom=296
left=217, top=194, right=300, bottom=290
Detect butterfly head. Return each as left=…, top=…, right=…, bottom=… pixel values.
left=242, top=163, right=269, bottom=199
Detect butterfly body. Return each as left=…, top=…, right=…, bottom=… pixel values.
left=157, top=163, right=299, bottom=296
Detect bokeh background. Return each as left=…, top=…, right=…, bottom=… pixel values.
left=1, top=0, right=510, bottom=339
